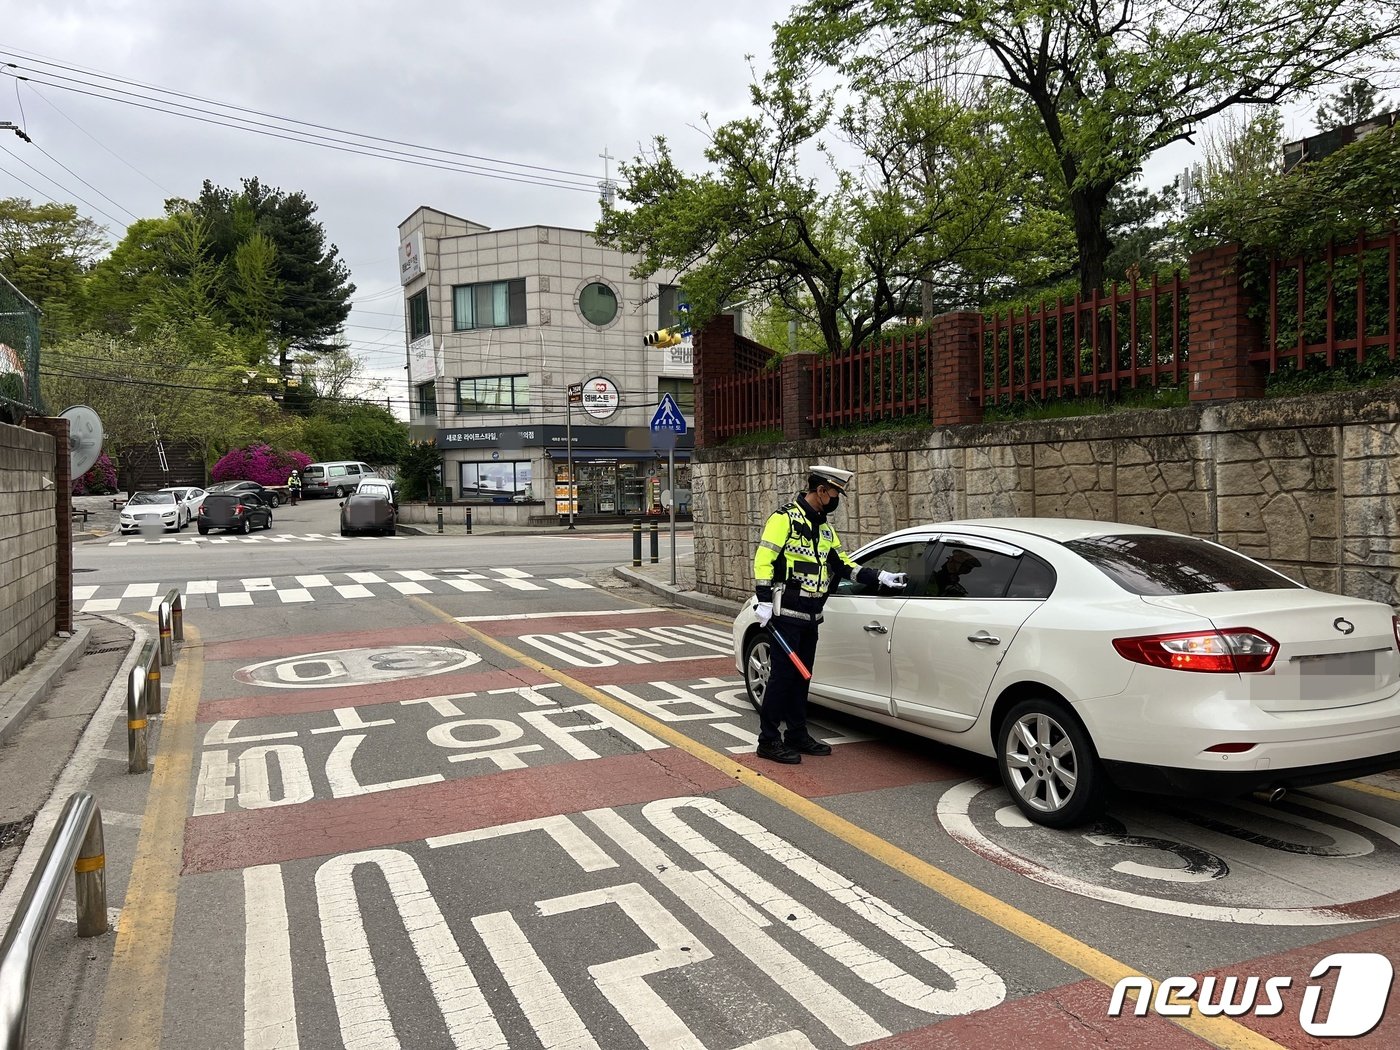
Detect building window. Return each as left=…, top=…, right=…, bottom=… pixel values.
left=658, top=284, right=679, bottom=329
left=460, top=460, right=532, bottom=499
left=415, top=381, right=437, bottom=416
left=453, top=279, right=526, bottom=330
left=657, top=377, right=694, bottom=415
left=408, top=290, right=430, bottom=341
left=578, top=281, right=618, bottom=326
left=457, top=374, right=531, bottom=413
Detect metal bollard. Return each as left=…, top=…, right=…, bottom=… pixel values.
left=142, top=639, right=162, bottom=717
left=464, top=507, right=472, bottom=535
left=649, top=520, right=659, bottom=564
left=127, top=664, right=148, bottom=773
left=632, top=519, right=642, bottom=567
left=74, top=803, right=107, bottom=937
left=158, top=601, right=174, bottom=667
left=166, top=587, right=184, bottom=642
left=437, top=506, right=444, bottom=534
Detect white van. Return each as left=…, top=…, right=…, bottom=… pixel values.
left=302, top=461, right=377, bottom=498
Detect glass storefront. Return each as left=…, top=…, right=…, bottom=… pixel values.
left=554, top=458, right=692, bottom=517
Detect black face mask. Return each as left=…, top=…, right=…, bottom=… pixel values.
left=824, top=493, right=841, bottom=514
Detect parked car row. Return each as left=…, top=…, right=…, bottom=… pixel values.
left=115, top=469, right=399, bottom=539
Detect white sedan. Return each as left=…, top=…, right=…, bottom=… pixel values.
left=733, top=518, right=1400, bottom=827
left=118, top=491, right=185, bottom=533
left=159, top=486, right=206, bottom=526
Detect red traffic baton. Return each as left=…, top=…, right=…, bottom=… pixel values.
left=768, top=624, right=812, bottom=681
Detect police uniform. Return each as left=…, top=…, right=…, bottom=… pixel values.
left=752, top=464, right=886, bottom=761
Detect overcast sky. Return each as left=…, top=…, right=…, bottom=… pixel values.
left=0, top=1, right=1345, bottom=416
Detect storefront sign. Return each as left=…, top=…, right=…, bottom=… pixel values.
left=436, top=424, right=692, bottom=452
left=580, top=376, right=620, bottom=419
left=660, top=336, right=693, bottom=376
left=408, top=335, right=437, bottom=381
left=399, top=231, right=426, bottom=284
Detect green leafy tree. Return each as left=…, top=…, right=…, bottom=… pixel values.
left=599, top=70, right=1009, bottom=353
left=42, top=325, right=284, bottom=492
left=1316, top=79, right=1381, bottom=131
left=173, top=177, right=355, bottom=373
left=0, top=197, right=107, bottom=339
left=397, top=438, right=441, bottom=501
left=778, top=0, right=1400, bottom=296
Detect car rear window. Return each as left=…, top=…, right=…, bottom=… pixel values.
left=304, top=467, right=324, bottom=478
left=1064, top=534, right=1301, bottom=595
left=204, top=493, right=239, bottom=506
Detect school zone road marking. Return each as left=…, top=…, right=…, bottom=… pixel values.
left=413, top=595, right=1288, bottom=1050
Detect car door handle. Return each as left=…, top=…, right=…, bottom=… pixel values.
left=863, top=623, right=889, bottom=635
left=967, top=631, right=1001, bottom=645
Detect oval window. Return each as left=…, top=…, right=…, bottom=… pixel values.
left=578, top=282, right=618, bottom=326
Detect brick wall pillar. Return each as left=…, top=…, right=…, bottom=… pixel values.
left=24, top=416, right=72, bottom=634
left=693, top=314, right=737, bottom=449
left=780, top=351, right=817, bottom=441
left=931, top=311, right=983, bottom=426
left=1187, top=243, right=1267, bottom=401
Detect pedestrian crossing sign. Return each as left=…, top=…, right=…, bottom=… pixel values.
left=650, top=393, right=687, bottom=434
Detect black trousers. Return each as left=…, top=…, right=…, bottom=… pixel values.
left=758, top=617, right=820, bottom=746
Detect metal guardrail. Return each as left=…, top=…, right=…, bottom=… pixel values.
left=0, top=792, right=107, bottom=1050
left=128, top=589, right=182, bottom=771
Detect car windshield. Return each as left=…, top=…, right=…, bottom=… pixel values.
left=1064, top=534, right=1301, bottom=595
left=129, top=492, right=175, bottom=505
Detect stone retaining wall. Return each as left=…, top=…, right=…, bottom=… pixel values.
left=692, top=389, right=1400, bottom=605
left=0, top=424, right=57, bottom=682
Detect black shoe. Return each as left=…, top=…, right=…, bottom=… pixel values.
left=756, top=741, right=802, bottom=764
left=786, top=737, right=832, bottom=756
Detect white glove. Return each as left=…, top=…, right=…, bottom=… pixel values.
left=755, top=601, right=773, bottom=627
left=878, top=570, right=908, bottom=589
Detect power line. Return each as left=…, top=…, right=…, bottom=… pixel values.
left=0, top=48, right=603, bottom=182
left=0, top=141, right=127, bottom=230
left=24, top=81, right=171, bottom=193
left=0, top=61, right=602, bottom=193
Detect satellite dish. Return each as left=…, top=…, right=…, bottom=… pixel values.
left=59, top=405, right=105, bottom=478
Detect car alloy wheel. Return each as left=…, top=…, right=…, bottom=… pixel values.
left=335, top=486, right=348, bottom=498
left=240, top=518, right=251, bottom=535
left=743, top=632, right=773, bottom=713
left=268, top=493, right=280, bottom=507
left=997, top=698, right=1104, bottom=828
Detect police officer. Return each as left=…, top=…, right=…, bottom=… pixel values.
left=752, top=464, right=906, bottom=763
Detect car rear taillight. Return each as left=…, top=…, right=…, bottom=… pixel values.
left=1112, top=629, right=1278, bottom=673
left=198, top=505, right=205, bottom=516
left=235, top=503, right=246, bottom=514
left=1392, top=615, right=1400, bottom=651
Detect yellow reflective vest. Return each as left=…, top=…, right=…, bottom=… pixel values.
left=753, top=498, right=876, bottom=622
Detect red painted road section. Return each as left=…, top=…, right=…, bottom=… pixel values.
left=201, top=622, right=467, bottom=663
left=569, top=656, right=735, bottom=686
left=182, top=747, right=738, bottom=874
left=198, top=666, right=551, bottom=720
left=488, top=610, right=729, bottom=636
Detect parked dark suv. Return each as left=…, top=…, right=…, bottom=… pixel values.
left=198, top=491, right=273, bottom=534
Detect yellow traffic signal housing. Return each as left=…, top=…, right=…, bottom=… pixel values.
left=643, top=326, right=683, bottom=348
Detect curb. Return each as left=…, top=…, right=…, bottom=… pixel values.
left=612, top=565, right=745, bottom=619
left=0, top=626, right=92, bottom=747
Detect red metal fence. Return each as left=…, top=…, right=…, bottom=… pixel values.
left=979, top=275, right=1187, bottom=404
left=1262, top=230, right=1399, bottom=370
left=810, top=330, right=935, bottom=428
left=711, top=370, right=782, bottom=441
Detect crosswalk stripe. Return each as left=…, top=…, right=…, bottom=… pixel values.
left=390, top=582, right=431, bottom=595
left=397, top=569, right=434, bottom=581
left=348, top=572, right=384, bottom=584
left=550, top=578, right=593, bottom=589
left=218, top=593, right=254, bottom=607
left=498, top=579, right=545, bottom=591
left=445, top=579, right=489, bottom=593
left=334, top=584, right=374, bottom=599
left=73, top=585, right=99, bottom=601
left=295, top=575, right=331, bottom=588
left=278, top=588, right=314, bottom=604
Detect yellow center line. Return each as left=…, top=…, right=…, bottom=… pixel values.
left=93, top=626, right=204, bottom=1050
left=1339, top=778, right=1400, bottom=803
left=417, top=596, right=1287, bottom=1050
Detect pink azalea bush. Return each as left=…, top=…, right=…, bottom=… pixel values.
left=72, top=452, right=118, bottom=495
left=211, top=444, right=312, bottom=486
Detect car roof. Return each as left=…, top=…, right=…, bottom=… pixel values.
left=879, top=517, right=1181, bottom=545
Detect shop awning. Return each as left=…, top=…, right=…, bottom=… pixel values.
left=548, top=448, right=691, bottom=461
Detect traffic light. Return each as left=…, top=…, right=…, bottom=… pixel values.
left=643, top=326, right=683, bottom=348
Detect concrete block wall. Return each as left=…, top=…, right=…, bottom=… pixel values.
left=692, top=387, right=1400, bottom=606
left=0, top=423, right=57, bottom=682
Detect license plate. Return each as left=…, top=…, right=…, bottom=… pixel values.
left=1296, top=651, right=1379, bottom=677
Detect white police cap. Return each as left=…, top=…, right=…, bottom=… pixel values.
left=809, top=464, right=855, bottom=492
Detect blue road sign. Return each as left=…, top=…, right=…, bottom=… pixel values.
left=650, top=393, right=688, bottom=434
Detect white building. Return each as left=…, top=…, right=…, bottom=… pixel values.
left=398, top=207, right=693, bottom=520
